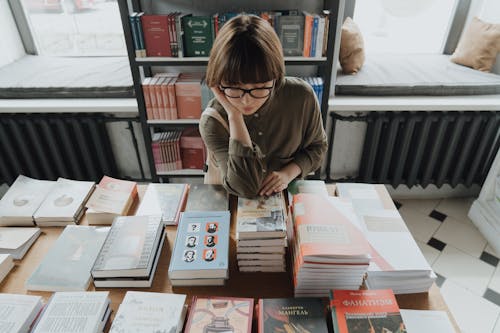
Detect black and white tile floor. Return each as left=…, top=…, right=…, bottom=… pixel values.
left=396, top=197, right=500, bottom=333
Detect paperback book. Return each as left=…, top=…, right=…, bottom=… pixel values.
left=135, top=183, right=188, bottom=225
left=0, top=294, right=43, bottom=333
left=185, top=184, right=229, bottom=211
left=0, top=254, right=14, bottom=284
left=0, top=227, right=41, bottom=259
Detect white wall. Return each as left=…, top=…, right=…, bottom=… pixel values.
left=0, top=0, right=25, bottom=67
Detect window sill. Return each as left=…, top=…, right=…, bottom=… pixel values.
left=0, top=98, right=138, bottom=114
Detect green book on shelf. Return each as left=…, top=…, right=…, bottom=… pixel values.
left=182, top=16, right=214, bottom=57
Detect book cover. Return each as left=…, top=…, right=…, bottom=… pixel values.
left=141, top=14, right=172, bottom=57
left=258, top=297, right=328, bottom=333
left=0, top=294, right=43, bottom=333
left=110, top=291, right=187, bottom=333
left=33, top=292, right=110, bottom=333
left=26, top=225, right=109, bottom=292
left=0, top=254, right=14, bottom=284
left=400, top=309, right=455, bottom=333
left=276, top=15, right=304, bottom=56
left=182, top=16, right=214, bottom=57
left=237, top=192, right=287, bottom=239
left=185, top=296, right=254, bottom=333
left=329, top=289, right=404, bottom=333
left=0, top=227, right=41, bottom=260
left=85, top=176, right=137, bottom=215
left=175, top=74, right=203, bottom=119
left=287, top=179, right=329, bottom=197
left=168, top=211, right=230, bottom=280
left=0, top=175, right=54, bottom=226
left=135, top=183, right=188, bottom=225
left=302, top=12, right=314, bottom=57
left=33, top=178, right=95, bottom=221
left=92, top=215, right=163, bottom=278
left=180, top=128, right=206, bottom=169
left=185, top=184, right=228, bottom=211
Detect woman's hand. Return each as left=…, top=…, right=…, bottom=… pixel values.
left=259, top=163, right=302, bottom=196
left=211, top=87, right=242, bottom=118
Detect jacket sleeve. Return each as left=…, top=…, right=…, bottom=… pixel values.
left=292, top=87, right=328, bottom=177
left=199, top=111, right=265, bottom=198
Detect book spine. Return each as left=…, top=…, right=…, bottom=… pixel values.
left=310, top=15, right=319, bottom=57
left=136, top=13, right=146, bottom=57
left=315, top=16, right=325, bottom=58
left=129, top=13, right=141, bottom=58
left=303, top=14, right=313, bottom=57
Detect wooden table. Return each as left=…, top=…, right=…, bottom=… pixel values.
left=0, top=185, right=460, bottom=332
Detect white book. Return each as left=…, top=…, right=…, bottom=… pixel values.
left=92, top=215, right=163, bottom=278
left=26, top=225, right=109, bottom=292
left=237, top=246, right=285, bottom=254
left=0, top=254, right=14, bottom=283
left=135, top=183, right=188, bottom=225
left=34, top=178, right=95, bottom=223
left=0, top=294, right=43, bottom=333
left=239, top=265, right=286, bottom=272
left=0, top=227, right=41, bottom=259
left=400, top=309, right=455, bottom=333
left=33, top=292, right=110, bottom=333
left=170, top=278, right=225, bottom=286
left=237, top=237, right=287, bottom=247
left=0, top=175, right=54, bottom=226
left=110, top=292, right=187, bottom=333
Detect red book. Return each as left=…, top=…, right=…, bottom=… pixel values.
left=175, top=73, right=203, bottom=119
left=329, top=289, right=405, bottom=333
left=141, top=15, right=172, bottom=57
left=180, top=128, right=206, bottom=169
left=185, top=296, right=253, bottom=333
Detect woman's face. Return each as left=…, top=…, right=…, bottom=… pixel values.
left=220, top=80, right=274, bottom=115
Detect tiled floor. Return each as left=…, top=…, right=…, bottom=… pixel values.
left=397, top=197, right=500, bottom=333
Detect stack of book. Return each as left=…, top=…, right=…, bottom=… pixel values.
left=85, top=176, right=138, bottom=225
left=184, top=184, right=229, bottom=211
left=0, top=227, right=41, bottom=260
left=291, top=193, right=371, bottom=297
left=236, top=193, right=288, bottom=272
left=336, top=183, right=436, bottom=294
left=32, top=292, right=111, bottom=333
left=0, top=294, right=43, bottom=333
left=151, top=130, right=183, bottom=173
left=110, top=292, right=187, bottom=333
left=168, top=211, right=230, bottom=286
left=26, top=225, right=109, bottom=292
left=135, top=183, right=188, bottom=225
left=257, top=297, right=329, bottom=333
left=329, top=289, right=404, bottom=333
left=0, top=254, right=14, bottom=284
left=91, top=215, right=165, bottom=288
left=185, top=296, right=254, bottom=333
left=33, top=178, right=95, bottom=227
left=0, top=175, right=54, bottom=226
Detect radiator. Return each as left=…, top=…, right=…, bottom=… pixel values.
left=329, top=111, right=500, bottom=188
left=0, top=114, right=119, bottom=185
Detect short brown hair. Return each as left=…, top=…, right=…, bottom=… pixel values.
left=206, top=15, right=285, bottom=88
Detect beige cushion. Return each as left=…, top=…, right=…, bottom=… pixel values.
left=451, top=17, right=500, bottom=72
left=339, top=17, right=365, bottom=74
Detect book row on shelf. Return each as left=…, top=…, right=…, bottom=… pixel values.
left=129, top=9, right=330, bottom=58
left=0, top=289, right=456, bottom=333
left=142, top=73, right=324, bottom=121
left=0, top=176, right=454, bottom=331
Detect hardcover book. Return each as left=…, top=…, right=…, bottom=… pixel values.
left=175, top=73, right=203, bottom=119
left=135, top=183, right=188, bottom=225
left=258, top=297, right=328, bottom=333
left=0, top=175, right=54, bottom=226
left=168, top=211, right=230, bottom=280
left=182, top=16, right=214, bottom=57
left=185, top=296, right=254, bottom=333
left=185, top=184, right=228, bottom=211
left=329, top=289, right=404, bottom=333
left=26, top=225, right=109, bottom=292
left=141, top=15, right=172, bottom=57
left=275, top=15, right=304, bottom=56
left=237, top=192, right=287, bottom=239
left=0, top=294, right=43, bottom=333
left=92, top=215, right=164, bottom=278
left=33, top=292, right=110, bottom=333
left=110, top=291, right=187, bottom=333
left=0, top=227, right=41, bottom=259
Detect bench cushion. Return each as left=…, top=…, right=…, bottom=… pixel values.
left=335, top=54, right=500, bottom=96
left=0, top=55, right=134, bottom=98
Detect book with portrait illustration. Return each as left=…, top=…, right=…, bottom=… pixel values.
left=236, top=192, right=287, bottom=239
left=329, top=289, right=405, bottom=333
left=185, top=296, right=254, bottom=333
left=185, top=184, right=229, bottom=211
left=258, top=297, right=328, bottom=333
left=168, top=211, right=230, bottom=282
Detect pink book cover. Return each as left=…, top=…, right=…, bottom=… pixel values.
left=141, top=15, right=172, bottom=57
left=184, top=296, right=254, bottom=333
left=175, top=75, right=202, bottom=119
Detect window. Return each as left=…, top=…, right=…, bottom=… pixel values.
left=353, top=0, right=457, bottom=54
left=20, top=0, right=126, bottom=56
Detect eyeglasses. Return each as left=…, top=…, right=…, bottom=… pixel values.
left=219, top=84, right=274, bottom=99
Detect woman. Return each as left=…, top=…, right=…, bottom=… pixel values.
left=200, top=14, right=327, bottom=198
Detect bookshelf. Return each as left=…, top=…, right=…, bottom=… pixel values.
left=118, top=0, right=342, bottom=182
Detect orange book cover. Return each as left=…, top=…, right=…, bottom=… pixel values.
left=160, top=77, right=171, bottom=120
left=142, top=77, right=153, bottom=120
left=329, top=289, right=404, bottom=333
left=292, top=193, right=371, bottom=260
left=155, top=77, right=167, bottom=120
left=302, top=12, right=314, bottom=57
left=149, top=77, right=160, bottom=119
left=175, top=74, right=202, bottom=119
left=168, top=76, right=178, bottom=119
